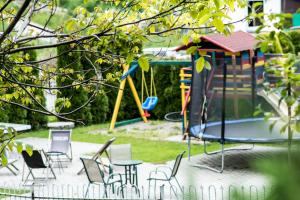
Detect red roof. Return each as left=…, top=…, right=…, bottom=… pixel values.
left=175, top=31, right=257, bottom=53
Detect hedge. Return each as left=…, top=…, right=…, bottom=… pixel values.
left=0, top=48, right=47, bottom=129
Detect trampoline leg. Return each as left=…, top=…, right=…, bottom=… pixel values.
left=191, top=142, right=224, bottom=173
left=192, top=142, right=255, bottom=173
left=204, top=141, right=254, bottom=155
left=188, top=136, right=191, bottom=161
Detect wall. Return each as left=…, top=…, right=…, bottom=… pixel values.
left=228, top=0, right=281, bottom=33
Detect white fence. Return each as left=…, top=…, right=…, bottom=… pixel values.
left=0, top=183, right=270, bottom=200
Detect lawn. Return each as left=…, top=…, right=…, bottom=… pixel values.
left=18, top=122, right=231, bottom=163
left=0, top=188, right=30, bottom=199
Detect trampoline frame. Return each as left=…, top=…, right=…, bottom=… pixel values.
left=188, top=138, right=255, bottom=173
left=187, top=57, right=275, bottom=173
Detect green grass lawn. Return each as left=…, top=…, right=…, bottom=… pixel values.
left=18, top=123, right=232, bottom=163
left=0, top=188, right=30, bottom=199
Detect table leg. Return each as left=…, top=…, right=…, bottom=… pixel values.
left=129, top=166, right=132, bottom=184
left=134, top=166, right=138, bottom=186
left=125, top=166, right=128, bottom=184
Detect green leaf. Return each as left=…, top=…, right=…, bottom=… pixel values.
left=149, top=25, right=155, bottom=33
left=280, top=123, right=288, bottom=134
left=25, top=145, right=33, bottom=156
left=213, top=0, right=221, bottom=9
left=295, top=121, right=300, bottom=133
left=1, top=153, right=7, bottom=166
left=269, top=121, right=276, bottom=133
left=212, top=18, right=224, bottom=32
left=197, top=13, right=211, bottom=25
left=186, top=46, right=198, bottom=54
left=65, top=19, right=76, bottom=32
left=182, top=35, right=190, bottom=45
left=138, top=56, right=150, bottom=72
left=205, top=60, right=211, bottom=70
left=16, top=142, right=23, bottom=153
left=196, top=57, right=205, bottom=73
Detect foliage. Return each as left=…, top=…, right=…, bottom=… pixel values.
left=254, top=149, right=300, bottom=200
left=0, top=128, right=32, bottom=166
left=56, top=44, right=93, bottom=125
left=0, top=0, right=247, bottom=161
left=289, top=31, right=300, bottom=54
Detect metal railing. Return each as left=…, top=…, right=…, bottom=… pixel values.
left=0, top=183, right=270, bottom=200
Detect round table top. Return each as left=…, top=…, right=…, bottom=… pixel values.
left=46, top=151, right=65, bottom=156
left=112, top=160, right=143, bottom=166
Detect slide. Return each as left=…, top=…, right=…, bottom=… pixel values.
left=257, top=89, right=298, bottom=117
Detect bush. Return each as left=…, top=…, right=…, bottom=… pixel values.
left=0, top=48, right=47, bottom=129
left=289, top=31, right=300, bottom=54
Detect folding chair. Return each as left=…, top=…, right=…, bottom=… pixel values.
left=108, top=144, right=139, bottom=185
left=77, top=137, right=116, bottom=175
left=108, top=144, right=132, bottom=161
left=147, top=151, right=185, bottom=198
left=47, top=129, right=72, bottom=163
left=0, top=151, right=19, bottom=175
left=80, top=158, right=123, bottom=198
left=22, top=150, right=56, bottom=185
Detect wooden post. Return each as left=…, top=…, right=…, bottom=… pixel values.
left=127, top=75, right=148, bottom=123
left=232, top=54, right=239, bottom=118
left=109, top=64, right=147, bottom=131
left=180, top=68, right=188, bottom=130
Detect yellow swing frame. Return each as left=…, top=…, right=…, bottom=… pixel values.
left=109, top=64, right=147, bottom=131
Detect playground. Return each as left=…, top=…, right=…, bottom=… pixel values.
left=1, top=30, right=300, bottom=199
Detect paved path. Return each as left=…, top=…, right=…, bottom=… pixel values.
left=0, top=138, right=284, bottom=199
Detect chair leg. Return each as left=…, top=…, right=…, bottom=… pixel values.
left=147, top=179, right=151, bottom=198
left=104, top=186, right=108, bottom=198
left=10, top=163, right=19, bottom=171
left=169, top=181, right=178, bottom=198
left=50, top=166, right=56, bottom=179
left=174, top=177, right=183, bottom=193
left=85, top=183, right=90, bottom=198
left=6, top=165, right=18, bottom=175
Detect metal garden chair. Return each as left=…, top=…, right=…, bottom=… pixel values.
left=77, top=137, right=116, bottom=175
left=80, top=158, right=123, bottom=198
left=0, top=151, right=19, bottom=175
left=22, top=150, right=56, bottom=185
left=147, top=151, right=185, bottom=198
left=47, top=129, right=72, bottom=163
left=108, top=144, right=139, bottom=184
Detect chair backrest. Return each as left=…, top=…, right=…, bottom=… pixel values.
left=171, top=151, right=185, bottom=178
left=93, top=137, right=116, bottom=160
left=22, top=150, right=47, bottom=169
left=108, top=144, right=131, bottom=162
left=49, top=129, right=71, bottom=153
left=80, top=158, right=105, bottom=184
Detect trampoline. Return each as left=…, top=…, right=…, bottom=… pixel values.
left=195, top=118, right=300, bottom=143
left=185, top=59, right=297, bottom=173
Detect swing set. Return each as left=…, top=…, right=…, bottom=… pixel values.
left=109, top=64, right=158, bottom=131
left=109, top=60, right=192, bottom=131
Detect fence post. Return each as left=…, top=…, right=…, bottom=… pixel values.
left=31, top=190, right=35, bottom=200
left=159, top=184, right=164, bottom=200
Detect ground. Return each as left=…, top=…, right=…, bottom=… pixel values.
left=0, top=121, right=289, bottom=199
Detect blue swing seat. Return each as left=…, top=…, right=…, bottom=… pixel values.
left=142, top=96, right=158, bottom=111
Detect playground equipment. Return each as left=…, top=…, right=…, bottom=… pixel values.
left=141, top=67, right=158, bottom=117
left=109, top=61, right=192, bottom=131
left=109, top=64, right=148, bottom=131
left=175, top=31, right=298, bottom=172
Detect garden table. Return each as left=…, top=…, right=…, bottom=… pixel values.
left=112, top=160, right=143, bottom=186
